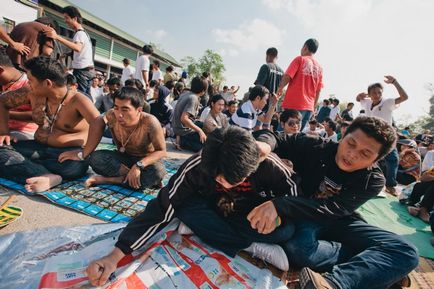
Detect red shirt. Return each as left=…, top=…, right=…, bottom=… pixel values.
left=282, top=55, right=323, bottom=111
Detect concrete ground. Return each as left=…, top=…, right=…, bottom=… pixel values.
left=0, top=141, right=192, bottom=236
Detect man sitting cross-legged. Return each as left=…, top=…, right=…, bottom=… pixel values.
left=60, top=86, right=167, bottom=190
left=86, top=126, right=299, bottom=286
left=253, top=116, right=418, bottom=289
left=0, top=56, right=99, bottom=192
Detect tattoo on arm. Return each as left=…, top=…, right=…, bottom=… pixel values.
left=0, top=86, right=31, bottom=109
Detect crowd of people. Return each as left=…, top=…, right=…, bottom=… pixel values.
left=1, top=4, right=433, bottom=289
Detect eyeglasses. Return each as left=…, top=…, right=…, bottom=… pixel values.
left=286, top=119, right=301, bottom=126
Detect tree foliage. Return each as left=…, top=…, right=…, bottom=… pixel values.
left=180, top=50, right=226, bottom=84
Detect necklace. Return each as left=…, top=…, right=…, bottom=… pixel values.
left=119, top=117, right=141, bottom=153
left=43, top=88, right=69, bottom=133
left=3, top=72, right=24, bottom=91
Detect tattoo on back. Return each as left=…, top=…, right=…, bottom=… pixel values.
left=1, top=86, right=31, bottom=109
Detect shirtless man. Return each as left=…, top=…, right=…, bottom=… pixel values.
left=0, top=56, right=99, bottom=192
left=60, top=86, right=167, bottom=190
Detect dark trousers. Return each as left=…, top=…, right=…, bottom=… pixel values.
left=384, top=148, right=399, bottom=187
left=180, top=131, right=203, bottom=153
left=0, top=140, right=89, bottom=183
left=409, top=180, right=434, bottom=209
left=282, top=219, right=418, bottom=289
left=89, top=150, right=166, bottom=189
left=73, top=68, right=94, bottom=96
left=175, top=195, right=295, bottom=257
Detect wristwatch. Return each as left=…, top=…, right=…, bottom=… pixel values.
left=77, top=151, right=84, bottom=160
left=135, top=161, right=145, bottom=169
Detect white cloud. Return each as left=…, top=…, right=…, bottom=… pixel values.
left=212, top=18, right=284, bottom=52
left=145, top=29, right=167, bottom=40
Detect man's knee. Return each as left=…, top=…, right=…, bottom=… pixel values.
left=59, top=160, right=89, bottom=180
left=392, top=237, right=419, bottom=272
left=89, top=151, right=118, bottom=176
left=283, top=238, right=320, bottom=268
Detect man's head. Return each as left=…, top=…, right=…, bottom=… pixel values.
left=332, top=99, right=340, bottom=107
left=339, top=121, right=351, bottom=136
left=166, top=65, right=174, bottom=73
left=24, top=56, right=67, bottom=94
left=142, top=44, right=154, bottom=55
left=222, top=85, right=228, bottom=93
left=153, top=60, right=160, bottom=70
left=122, top=58, right=130, bottom=67
left=106, top=77, right=121, bottom=93
left=322, top=99, right=330, bottom=106
left=202, top=71, right=210, bottom=79
left=0, top=49, right=16, bottom=85
left=112, top=87, right=144, bottom=126
left=91, top=76, right=99, bottom=88
left=336, top=116, right=397, bottom=172
left=308, top=119, right=318, bottom=130
left=62, top=6, right=82, bottom=28
left=266, top=47, right=278, bottom=63
left=301, top=38, right=319, bottom=56
left=209, top=94, right=226, bottom=114
left=190, top=76, right=208, bottom=96
left=280, top=109, right=302, bottom=135
left=66, top=74, right=78, bottom=91
left=201, top=126, right=260, bottom=188
left=249, top=85, right=270, bottom=111
left=324, top=119, right=337, bottom=134
left=347, top=102, right=354, bottom=110
left=367, top=83, right=383, bottom=103
left=227, top=100, right=238, bottom=114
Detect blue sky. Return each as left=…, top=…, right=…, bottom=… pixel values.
left=70, top=0, right=434, bottom=125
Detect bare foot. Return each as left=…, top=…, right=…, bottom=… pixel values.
left=85, top=175, right=124, bottom=188
left=418, top=207, right=430, bottom=223
left=25, top=174, right=62, bottom=193
left=407, top=206, right=420, bottom=217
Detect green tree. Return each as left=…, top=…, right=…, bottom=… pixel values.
left=181, top=50, right=226, bottom=84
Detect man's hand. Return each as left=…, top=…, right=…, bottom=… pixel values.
left=276, top=88, right=283, bottom=97
left=124, top=165, right=141, bottom=189
left=58, top=150, right=82, bottom=163
left=44, top=27, right=59, bottom=40
left=384, top=75, right=397, bottom=85
left=11, top=41, right=30, bottom=55
left=356, top=92, right=368, bottom=101
left=198, top=129, right=207, bottom=143
left=86, top=253, right=121, bottom=286
left=256, top=141, right=271, bottom=162
left=270, top=93, right=278, bottom=106
left=0, top=134, right=16, bottom=146
left=247, top=200, right=279, bottom=234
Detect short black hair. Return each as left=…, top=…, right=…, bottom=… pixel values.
left=228, top=100, right=238, bottom=106
left=339, top=121, right=351, bottom=128
left=66, top=74, right=77, bottom=86
left=347, top=102, right=354, bottom=107
left=190, top=76, right=208, bottom=94
left=106, top=77, right=121, bottom=86
left=113, top=86, right=144, bottom=109
left=164, top=80, right=175, bottom=90
left=153, top=60, right=160, bottom=67
left=149, top=79, right=158, bottom=88
left=266, top=47, right=278, bottom=57
left=333, top=99, right=340, bottom=105
left=368, top=83, right=383, bottom=94
left=223, top=85, right=228, bottom=90
left=280, top=109, right=301, bottom=123
left=323, top=99, right=330, bottom=105
left=249, top=85, right=269, bottom=101
left=201, top=126, right=260, bottom=185
left=62, top=6, right=82, bottom=24
left=345, top=116, right=397, bottom=160
left=24, top=56, right=66, bottom=86
left=326, top=119, right=337, bottom=132
left=309, top=119, right=318, bottom=125
left=202, top=71, right=210, bottom=78
left=304, top=38, right=319, bottom=53
left=166, top=65, right=174, bottom=72
left=124, top=78, right=144, bottom=91
left=142, top=44, right=153, bottom=55
left=0, top=48, right=13, bottom=67
left=210, top=94, right=226, bottom=106
left=122, top=58, right=130, bottom=65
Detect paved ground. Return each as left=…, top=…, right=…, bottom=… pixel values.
left=0, top=142, right=192, bottom=236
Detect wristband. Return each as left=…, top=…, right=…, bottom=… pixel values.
left=77, top=151, right=84, bottom=160
left=275, top=216, right=281, bottom=227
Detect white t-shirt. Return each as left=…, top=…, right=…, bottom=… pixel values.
left=121, top=65, right=136, bottom=85
left=360, top=98, right=397, bottom=125
left=72, top=30, right=93, bottom=69
left=135, top=55, right=150, bottom=86
left=151, top=69, right=163, bottom=81
left=89, top=86, right=102, bottom=103
left=329, top=106, right=340, bottom=120
left=320, top=130, right=338, bottom=142
left=302, top=126, right=321, bottom=136
left=422, top=150, right=434, bottom=172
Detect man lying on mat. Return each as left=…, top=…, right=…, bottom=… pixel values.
left=0, top=56, right=99, bottom=192
left=253, top=116, right=418, bottom=289
left=86, top=126, right=299, bottom=286
left=60, top=86, right=167, bottom=190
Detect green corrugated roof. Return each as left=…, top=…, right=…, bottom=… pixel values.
left=43, top=0, right=180, bottom=67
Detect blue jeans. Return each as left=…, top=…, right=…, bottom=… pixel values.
left=384, top=148, right=399, bottom=187
left=0, top=140, right=89, bottom=183
left=298, top=110, right=312, bottom=131
left=73, top=68, right=94, bottom=96
left=282, top=218, right=418, bottom=289
left=175, top=196, right=295, bottom=257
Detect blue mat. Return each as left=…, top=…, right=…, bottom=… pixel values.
left=0, top=159, right=182, bottom=223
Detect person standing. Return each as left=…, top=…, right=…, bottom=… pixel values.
left=356, top=75, right=409, bottom=196
left=277, top=38, right=323, bottom=131
left=121, top=58, right=135, bottom=85
left=254, top=47, right=283, bottom=96
left=45, top=6, right=94, bottom=96
left=134, top=44, right=153, bottom=88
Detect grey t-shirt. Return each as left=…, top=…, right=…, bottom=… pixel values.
left=172, top=92, right=200, bottom=136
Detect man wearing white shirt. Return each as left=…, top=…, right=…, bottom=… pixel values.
left=121, top=58, right=135, bottom=85
left=151, top=60, right=163, bottom=83
left=89, top=77, right=102, bottom=103
left=329, top=99, right=340, bottom=121
left=319, top=119, right=338, bottom=142
left=135, top=45, right=153, bottom=88
left=356, top=75, right=409, bottom=196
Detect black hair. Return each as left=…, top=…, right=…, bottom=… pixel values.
left=326, top=119, right=337, bottom=132
left=228, top=100, right=238, bottom=106
left=164, top=80, right=175, bottom=90
left=323, top=99, right=330, bottom=105
left=249, top=85, right=269, bottom=101
left=153, top=60, right=160, bottom=67
left=122, top=58, right=130, bottom=65
left=266, top=47, right=278, bottom=57
left=304, top=38, right=319, bottom=53
left=0, top=48, right=13, bottom=67
left=345, top=116, right=397, bottom=160
left=166, top=65, right=174, bottom=72
left=149, top=79, right=158, bottom=88
left=201, top=126, right=260, bottom=185
left=106, top=77, right=121, bottom=86
left=112, top=86, right=144, bottom=109
left=173, top=81, right=185, bottom=99
left=24, top=56, right=66, bottom=86
left=347, top=102, right=354, bottom=107
left=368, top=83, right=383, bottom=94
left=280, top=109, right=301, bottom=123
left=202, top=71, right=210, bottom=78
left=223, top=85, right=228, bottom=90
left=339, top=121, right=351, bottom=128
left=309, top=119, right=318, bottom=125
left=66, top=74, right=77, bottom=86
left=333, top=99, right=340, bottom=105
left=210, top=94, right=226, bottom=106
left=190, top=76, right=208, bottom=94
left=62, top=6, right=82, bottom=24
left=142, top=44, right=154, bottom=55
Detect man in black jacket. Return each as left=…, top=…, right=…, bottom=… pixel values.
left=86, top=126, right=299, bottom=286
left=252, top=116, right=418, bottom=289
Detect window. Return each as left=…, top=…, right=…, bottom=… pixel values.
left=2, top=17, right=15, bottom=34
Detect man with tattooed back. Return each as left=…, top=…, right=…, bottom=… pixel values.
left=0, top=56, right=99, bottom=192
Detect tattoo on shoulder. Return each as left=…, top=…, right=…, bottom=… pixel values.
left=0, top=86, right=31, bottom=109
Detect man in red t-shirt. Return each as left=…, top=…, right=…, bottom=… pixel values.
left=277, top=38, right=323, bottom=130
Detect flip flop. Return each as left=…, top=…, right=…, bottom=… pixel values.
left=0, top=196, right=23, bottom=228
